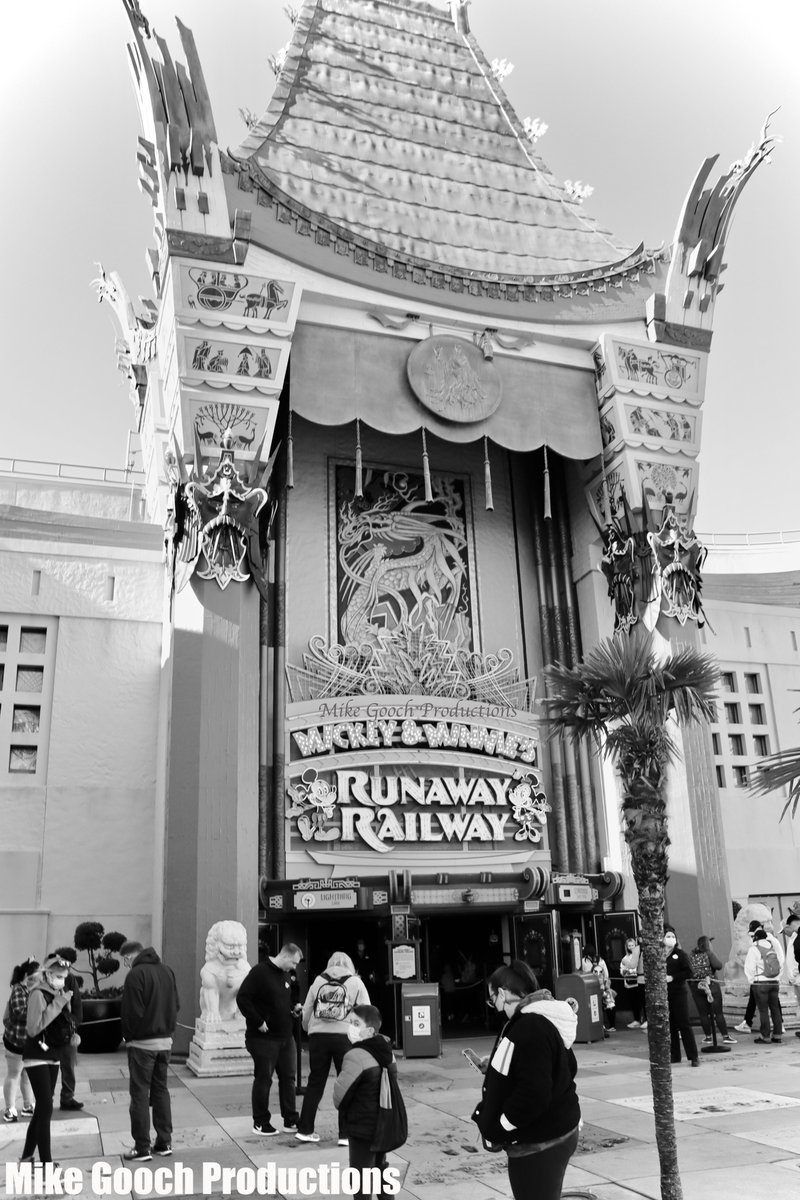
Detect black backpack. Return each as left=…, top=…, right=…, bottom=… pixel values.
left=313, top=973, right=351, bottom=1021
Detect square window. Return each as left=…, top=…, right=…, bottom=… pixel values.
left=721, top=672, right=737, bottom=693
left=712, top=732, right=721, bottom=756
left=9, top=746, right=37, bottom=774
left=19, top=628, right=47, bottom=653
left=0, top=625, right=7, bottom=651
left=729, top=734, right=745, bottom=756
left=749, top=704, right=766, bottom=725
left=745, top=673, right=762, bottom=695
left=715, top=765, right=726, bottom=788
left=732, top=765, right=748, bottom=788
left=12, top=706, right=40, bottom=733
left=0, top=664, right=4, bottom=689
left=15, top=667, right=44, bottom=692
left=754, top=735, right=770, bottom=756
left=792, top=631, right=798, bottom=652
left=724, top=703, right=741, bottom=724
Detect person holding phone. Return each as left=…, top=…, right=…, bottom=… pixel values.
left=471, top=961, right=581, bottom=1200
left=19, top=955, right=75, bottom=1165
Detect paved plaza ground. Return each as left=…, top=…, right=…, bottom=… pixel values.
left=3, top=1029, right=800, bottom=1198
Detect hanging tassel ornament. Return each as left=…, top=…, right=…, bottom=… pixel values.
left=543, top=444, right=552, bottom=520
left=286, top=405, right=294, bottom=489
left=354, top=418, right=363, bottom=498
left=421, top=428, right=433, bottom=502
left=483, top=435, right=494, bottom=511
left=599, top=450, right=611, bottom=522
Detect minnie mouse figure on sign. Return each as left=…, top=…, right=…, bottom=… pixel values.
left=286, top=769, right=340, bottom=841
left=508, top=772, right=551, bottom=842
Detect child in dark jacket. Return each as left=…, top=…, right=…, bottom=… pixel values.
left=333, top=1005, right=399, bottom=1200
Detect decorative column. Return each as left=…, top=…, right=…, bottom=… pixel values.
left=113, top=2, right=304, bottom=1049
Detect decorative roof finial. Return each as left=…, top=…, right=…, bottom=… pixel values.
left=451, top=0, right=470, bottom=36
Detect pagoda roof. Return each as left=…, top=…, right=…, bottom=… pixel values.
left=231, top=0, right=656, bottom=289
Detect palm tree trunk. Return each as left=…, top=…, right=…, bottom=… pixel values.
left=624, top=774, right=684, bottom=1200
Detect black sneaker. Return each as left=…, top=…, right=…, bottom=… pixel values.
left=124, top=1148, right=153, bottom=1161
left=282, top=1121, right=299, bottom=1133
left=60, top=1099, right=84, bottom=1111
left=153, top=1144, right=172, bottom=1156
left=253, top=1123, right=279, bottom=1137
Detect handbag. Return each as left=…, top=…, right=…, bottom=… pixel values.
left=369, top=1065, right=408, bottom=1153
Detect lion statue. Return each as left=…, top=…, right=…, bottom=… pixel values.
left=199, top=920, right=251, bottom=1024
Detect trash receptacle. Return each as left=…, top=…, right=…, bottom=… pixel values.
left=554, top=973, right=605, bottom=1043
left=400, top=982, right=441, bottom=1057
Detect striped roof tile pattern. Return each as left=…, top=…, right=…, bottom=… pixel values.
left=235, top=0, right=637, bottom=280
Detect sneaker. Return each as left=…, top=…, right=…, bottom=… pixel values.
left=734, top=1021, right=751, bottom=1033
left=124, top=1148, right=152, bottom=1161
left=19, top=1106, right=34, bottom=1117
left=295, top=1132, right=320, bottom=1143
left=702, top=1036, right=712, bottom=1044
left=153, top=1145, right=172, bottom=1156
left=640, top=1022, right=647, bottom=1030
left=722, top=1035, right=737, bottom=1044
left=690, top=1059, right=700, bottom=1067
left=253, top=1124, right=279, bottom=1137
left=3, top=1109, right=18, bottom=1123
left=59, top=1099, right=84, bottom=1111
left=753, top=1037, right=773, bottom=1045
left=627, top=1021, right=641, bottom=1029
left=282, top=1121, right=299, bottom=1133
left=771, top=1037, right=783, bottom=1044
left=337, top=1138, right=348, bottom=1147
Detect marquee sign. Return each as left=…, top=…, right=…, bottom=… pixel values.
left=286, top=765, right=550, bottom=855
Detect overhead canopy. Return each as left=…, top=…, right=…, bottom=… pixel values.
left=290, top=325, right=602, bottom=458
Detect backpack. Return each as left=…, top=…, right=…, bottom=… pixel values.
left=313, top=973, right=351, bottom=1021
left=690, top=951, right=712, bottom=980
left=758, top=944, right=781, bottom=979
left=369, top=1065, right=408, bottom=1153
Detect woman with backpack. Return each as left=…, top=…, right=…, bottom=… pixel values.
left=744, top=924, right=785, bottom=1044
left=3, top=959, right=39, bottom=1124
left=296, top=952, right=370, bottom=1144
left=471, top=960, right=581, bottom=1200
left=689, top=934, right=736, bottom=1045
left=19, top=954, right=75, bottom=1165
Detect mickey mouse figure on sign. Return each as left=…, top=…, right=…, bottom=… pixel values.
left=286, top=769, right=340, bottom=842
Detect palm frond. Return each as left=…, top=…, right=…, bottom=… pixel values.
left=750, top=746, right=800, bottom=819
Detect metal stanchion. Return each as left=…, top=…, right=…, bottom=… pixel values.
left=294, top=1012, right=306, bottom=1093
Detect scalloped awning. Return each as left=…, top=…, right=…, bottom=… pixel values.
left=290, top=325, right=602, bottom=458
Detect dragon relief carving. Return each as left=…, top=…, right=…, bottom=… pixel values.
left=164, top=430, right=278, bottom=597
left=598, top=492, right=706, bottom=634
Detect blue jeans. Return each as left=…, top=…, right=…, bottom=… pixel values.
left=127, top=1047, right=172, bottom=1152
left=753, top=981, right=783, bottom=1039
left=245, top=1036, right=297, bottom=1129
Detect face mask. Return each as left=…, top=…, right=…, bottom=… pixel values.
left=47, top=975, right=66, bottom=991
left=664, top=938, right=676, bottom=950
left=347, top=1026, right=364, bottom=1044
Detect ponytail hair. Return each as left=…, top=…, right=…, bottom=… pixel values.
left=10, top=958, right=39, bottom=986
left=488, top=959, right=539, bottom=997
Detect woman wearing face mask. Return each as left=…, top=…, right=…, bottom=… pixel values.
left=19, top=955, right=75, bottom=1165
left=3, top=959, right=39, bottom=1123
left=472, top=961, right=581, bottom=1200
left=663, top=927, right=698, bottom=1067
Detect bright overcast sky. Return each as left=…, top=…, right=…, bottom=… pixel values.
left=2, top=0, right=797, bottom=534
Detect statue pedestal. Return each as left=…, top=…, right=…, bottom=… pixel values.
left=187, top=1017, right=251, bottom=1077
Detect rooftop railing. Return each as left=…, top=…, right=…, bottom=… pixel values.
left=0, top=458, right=145, bottom=486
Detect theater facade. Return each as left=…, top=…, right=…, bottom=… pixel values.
left=0, top=0, right=774, bottom=1043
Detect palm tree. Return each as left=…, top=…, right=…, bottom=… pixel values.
left=750, top=704, right=800, bottom=816
left=544, top=632, right=719, bottom=1200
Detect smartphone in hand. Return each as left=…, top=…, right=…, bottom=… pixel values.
left=462, top=1047, right=487, bottom=1074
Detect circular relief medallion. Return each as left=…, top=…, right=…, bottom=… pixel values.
left=407, top=336, right=502, bottom=423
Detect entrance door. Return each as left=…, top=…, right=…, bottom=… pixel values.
left=422, top=912, right=505, bottom=1036
left=513, top=914, right=556, bottom=991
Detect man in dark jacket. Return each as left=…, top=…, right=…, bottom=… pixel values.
left=119, top=941, right=180, bottom=1162
left=333, top=1004, right=398, bottom=1198
left=236, top=943, right=303, bottom=1136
